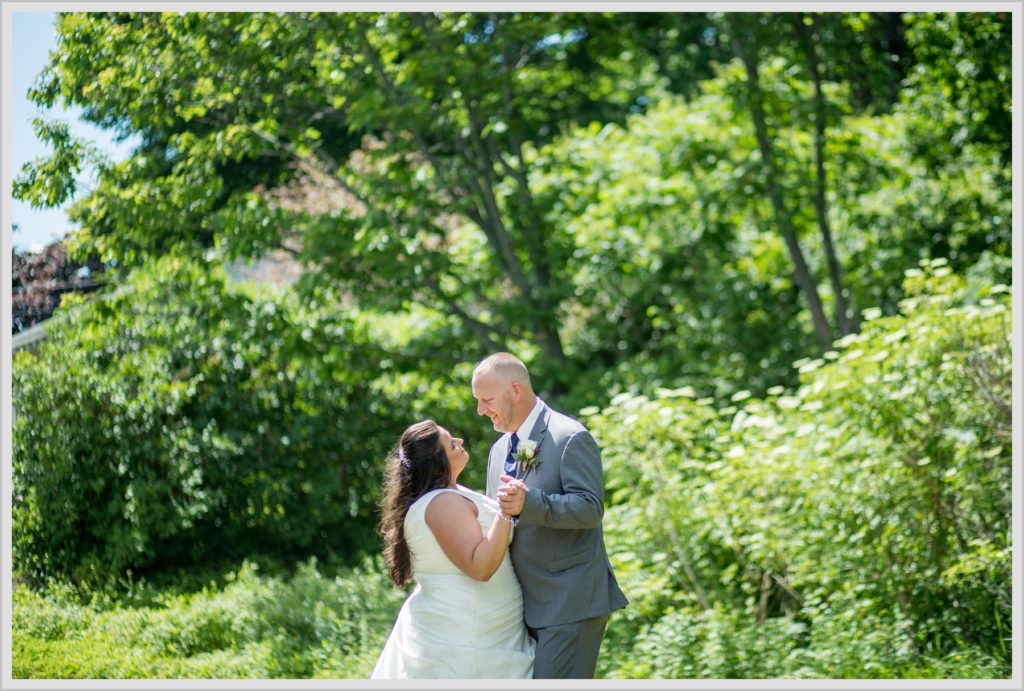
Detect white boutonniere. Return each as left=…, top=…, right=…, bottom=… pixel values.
left=513, top=439, right=541, bottom=480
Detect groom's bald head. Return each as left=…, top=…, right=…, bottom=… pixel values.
left=473, top=352, right=533, bottom=391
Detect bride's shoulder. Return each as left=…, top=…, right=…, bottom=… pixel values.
left=454, top=485, right=499, bottom=511
left=412, top=486, right=477, bottom=511
left=422, top=488, right=479, bottom=528
left=406, top=487, right=443, bottom=512
left=456, top=484, right=498, bottom=503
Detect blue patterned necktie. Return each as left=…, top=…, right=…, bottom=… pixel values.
left=503, top=432, right=519, bottom=478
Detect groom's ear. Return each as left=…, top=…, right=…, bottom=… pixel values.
left=510, top=381, right=523, bottom=401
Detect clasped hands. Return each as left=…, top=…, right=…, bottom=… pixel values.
left=496, top=474, right=527, bottom=517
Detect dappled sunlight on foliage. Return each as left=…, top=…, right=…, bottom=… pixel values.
left=591, top=262, right=1011, bottom=678
left=10, top=9, right=1011, bottom=680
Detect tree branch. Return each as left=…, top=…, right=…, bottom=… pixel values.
left=420, top=272, right=507, bottom=353
left=413, top=17, right=540, bottom=305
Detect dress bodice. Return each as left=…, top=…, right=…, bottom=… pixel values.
left=404, top=485, right=512, bottom=576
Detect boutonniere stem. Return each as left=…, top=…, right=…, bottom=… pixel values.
left=513, top=439, right=541, bottom=481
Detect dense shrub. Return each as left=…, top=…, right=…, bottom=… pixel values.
left=593, top=261, right=1011, bottom=678
left=12, top=258, right=409, bottom=583
left=625, top=605, right=812, bottom=678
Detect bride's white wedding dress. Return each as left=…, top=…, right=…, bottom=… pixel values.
left=371, top=485, right=535, bottom=679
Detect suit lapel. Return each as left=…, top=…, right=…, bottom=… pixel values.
left=492, top=402, right=551, bottom=492
left=525, top=402, right=551, bottom=458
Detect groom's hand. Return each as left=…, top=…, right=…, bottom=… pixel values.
left=497, top=475, right=527, bottom=516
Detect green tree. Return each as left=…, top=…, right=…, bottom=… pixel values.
left=17, top=11, right=1010, bottom=397
left=901, top=12, right=1012, bottom=166
left=613, top=12, right=912, bottom=347
left=18, top=11, right=653, bottom=396
left=726, top=13, right=836, bottom=348
left=532, top=49, right=1008, bottom=402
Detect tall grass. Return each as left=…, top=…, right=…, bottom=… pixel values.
left=13, top=557, right=407, bottom=679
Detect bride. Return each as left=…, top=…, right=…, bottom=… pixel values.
left=371, top=419, right=535, bottom=679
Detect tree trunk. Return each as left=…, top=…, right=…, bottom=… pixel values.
left=731, top=28, right=834, bottom=349
left=795, top=13, right=854, bottom=336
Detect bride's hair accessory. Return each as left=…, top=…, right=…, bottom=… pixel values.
left=397, top=448, right=411, bottom=468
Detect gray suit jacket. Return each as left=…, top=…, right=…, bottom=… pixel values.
left=486, top=401, right=628, bottom=629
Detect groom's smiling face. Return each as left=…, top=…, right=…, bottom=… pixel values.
left=471, top=372, right=516, bottom=433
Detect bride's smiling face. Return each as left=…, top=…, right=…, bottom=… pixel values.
left=438, top=427, right=469, bottom=484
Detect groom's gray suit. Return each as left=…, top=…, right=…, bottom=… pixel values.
left=485, top=400, right=628, bottom=678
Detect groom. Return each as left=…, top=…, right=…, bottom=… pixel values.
left=472, top=352, right=628, bottom=679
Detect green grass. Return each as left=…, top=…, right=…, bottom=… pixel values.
left=14, top=556, right=1007, bottom=680
left=12, top=557, right=407, bottom=679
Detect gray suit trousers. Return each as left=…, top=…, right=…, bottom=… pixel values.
left=528, top=614, right=609, bottom=679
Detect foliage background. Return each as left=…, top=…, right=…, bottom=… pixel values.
left=10, top=10, right=1014, bottom=680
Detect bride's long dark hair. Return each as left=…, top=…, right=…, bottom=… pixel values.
left=378, top=419, right=453, bottom=587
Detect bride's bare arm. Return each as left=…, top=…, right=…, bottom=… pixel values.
left=424, top=493, right=512, bottom=582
